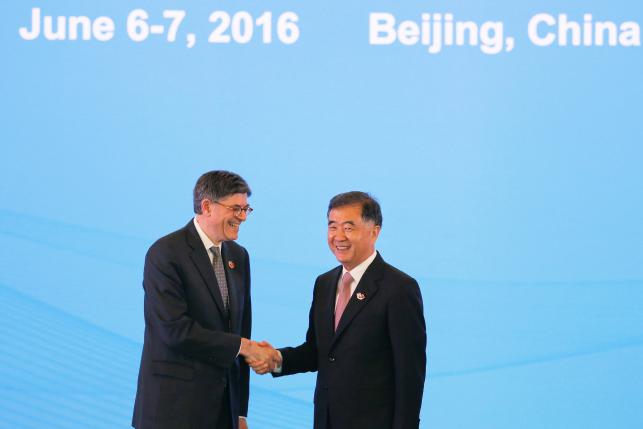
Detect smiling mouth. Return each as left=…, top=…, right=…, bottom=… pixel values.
left=335, top=244, right=350, bottom=251
left=228, top=221, right=240, bottom=229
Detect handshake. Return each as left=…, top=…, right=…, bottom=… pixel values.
left=239, top=338, right=282, bottom=375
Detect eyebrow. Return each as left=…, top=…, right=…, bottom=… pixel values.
left=328, top=220, right=356, bottom=226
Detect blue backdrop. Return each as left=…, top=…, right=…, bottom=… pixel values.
left=2, top=1, right=642, bottom=428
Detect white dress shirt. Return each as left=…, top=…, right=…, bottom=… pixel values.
left=193, top=217, right=221, bottom=261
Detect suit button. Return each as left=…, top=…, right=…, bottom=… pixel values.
left=329, top=357, right=335, bottom=362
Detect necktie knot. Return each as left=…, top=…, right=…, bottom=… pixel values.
left=340, top=272, right=353, bottom=291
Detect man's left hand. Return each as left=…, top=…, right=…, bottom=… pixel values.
left=239, top=417, right=248, bottom=429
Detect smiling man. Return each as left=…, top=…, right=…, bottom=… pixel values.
left=133, top=170, right=274, bottom=429
left=267, top=191, right=427, bottom=429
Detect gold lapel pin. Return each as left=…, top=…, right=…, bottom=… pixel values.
left=356, top=292, right=365, bottom=300
left=228, top=261, right=235, bottom=269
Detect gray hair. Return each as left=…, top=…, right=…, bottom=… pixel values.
left=193, top=170, right=251, bottom=214
left=327, top=191, right=382, bottom=227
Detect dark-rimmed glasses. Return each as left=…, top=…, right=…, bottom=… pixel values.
left=212, top=200, right=253, bottom=217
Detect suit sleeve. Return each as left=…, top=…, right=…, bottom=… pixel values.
left=388, top=279, right=426, bottom=429
left=238, top=248, right=251, bottom=417
left=274, top=279, right=320, bottom=376
left=143, top=243, right=241, bottom=369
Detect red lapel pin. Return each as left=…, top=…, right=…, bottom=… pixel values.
left=356, top=292, right=365, bottom=300
left=228, top=261, right=235, bottom=269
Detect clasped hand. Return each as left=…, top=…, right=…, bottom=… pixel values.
left=240, top=339, right=280, bottom=375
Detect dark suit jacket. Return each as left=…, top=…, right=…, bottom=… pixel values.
left=132, top=220, right=251, bottom=429
left=276, top=252, right=426, bottom=429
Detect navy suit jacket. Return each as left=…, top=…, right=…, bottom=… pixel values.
left=276, top=253, right=426, bottom=429
left=132, top=220, right=251, bottom=429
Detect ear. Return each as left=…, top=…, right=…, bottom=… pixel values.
left=201, top=199, right=211, bottom=216
left=372, top=225, right=381, bottom=240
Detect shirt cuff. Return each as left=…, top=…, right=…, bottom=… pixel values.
left=272, top=350, right=283, bottom=374
left=236, top=337, right=243, bottom=358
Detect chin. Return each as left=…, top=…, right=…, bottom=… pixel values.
left=334, top=254, right=350, bottom=264
left=225, top=231, right=239, bottom=241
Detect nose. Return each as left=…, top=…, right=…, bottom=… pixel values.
left=236, top=209, right=248, bottom=221
left=332, top=229, right=346, bottom=241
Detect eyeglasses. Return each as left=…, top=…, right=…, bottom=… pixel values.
left=212, top=200, right=254, bottom=217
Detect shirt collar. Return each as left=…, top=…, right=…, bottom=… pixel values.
left=342, top=250, right=378, bottom=286
left=193, top=217, right=220, bottom=253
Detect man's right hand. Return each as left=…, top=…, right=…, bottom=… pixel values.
left=239, top=339, right=281, bottom=374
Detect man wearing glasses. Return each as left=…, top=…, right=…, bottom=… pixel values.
left=133, top=170, right=273, bottom=429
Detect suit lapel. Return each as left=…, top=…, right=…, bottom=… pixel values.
left=222, top=242, right=240, bottom=333
left=319, top=267, right=342, bottom=344
left=331, top=253, right=385, bottom=347
left=185, top=221, right=228, bottom=319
